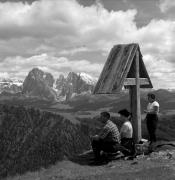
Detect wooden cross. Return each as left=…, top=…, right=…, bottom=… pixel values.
left=94, top=44, right=153, bottom=143
left=125, top=51, right=144, bottom=143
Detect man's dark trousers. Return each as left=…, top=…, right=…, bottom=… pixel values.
left=91, top=139, right=130, bottom=158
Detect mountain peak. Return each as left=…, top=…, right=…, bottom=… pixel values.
left=78, top=72, right=97, bottom=85
left=55, top=71, right=96, bottom=101
left=67, top=72, right=79, bottom=81
left=22, top=68, right=56, bottom=101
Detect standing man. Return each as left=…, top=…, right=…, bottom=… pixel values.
left=91, top=111, right=130, bottom=159
left=144, top=93, right=159, bottom=144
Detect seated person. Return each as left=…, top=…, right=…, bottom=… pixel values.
left=118, top=109, right=135, bottom=155
left=91, top=111, right=130, bottom=159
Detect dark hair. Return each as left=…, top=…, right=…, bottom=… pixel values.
left=147, top=93, right=155, bottom=100
left=100, top=111, right=110, bottom=119
left=118, top=109, right=131, bottom=118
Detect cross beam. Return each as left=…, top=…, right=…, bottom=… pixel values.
left=124, top=78, right=149, bottom=86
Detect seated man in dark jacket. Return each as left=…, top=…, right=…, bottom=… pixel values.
left=91, top=111, right=130, bottom=159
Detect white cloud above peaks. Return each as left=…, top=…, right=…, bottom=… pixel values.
left=159, top=0, right=175, bottom=13
left=0, top=53, right=103, bottom=80
left=0, top=0, right=138, bottom=55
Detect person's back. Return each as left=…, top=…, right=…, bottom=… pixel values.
left=99, top=120, right=120, bottom=143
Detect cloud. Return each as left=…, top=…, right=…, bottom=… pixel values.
left=0, top=72, right=10, bottom=79
left=159, top=0, right=175, bottom=13
left=0, top=54, right=103, bottom=79
left=137, top=19, right=175, bottom=62
left=143, top=54, right=175, bottom=89
left=59, top=46, right=90, bottom=55
left=0, top=0, right=174, bottom=89
left=0, top=0, right=138, bottom=56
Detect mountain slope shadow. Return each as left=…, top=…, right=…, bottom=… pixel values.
left=69, top=150, right=124, bottom=166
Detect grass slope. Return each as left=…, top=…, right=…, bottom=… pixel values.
left=0, top=105, right=90, bottom=179
left=6, top=148, right=175, bottom=180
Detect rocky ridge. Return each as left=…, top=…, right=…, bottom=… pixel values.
left=55, top=72, right=95, bottom=101
left=0, top=78, right=23, bottom=94
left=0, top=68, right=97, bottom=101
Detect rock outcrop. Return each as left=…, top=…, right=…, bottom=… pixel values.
left=22, top=68, right=57, bottom=101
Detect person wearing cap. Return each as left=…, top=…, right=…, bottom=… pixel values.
left=118, top=109, right=135, bottom=155
left=91, top=111, right=130, bottom=159
left=144, top=93, right=159, bottom=144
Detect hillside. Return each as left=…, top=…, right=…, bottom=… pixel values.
left=0, top=88, right=175, bottom=179
left=0, top=105, right=91, bottom=179
left=5, top=144, right=175, bottom=180
left=0, top=95, right=175, bottom=179
left=2, top=89, right=175, bottom=112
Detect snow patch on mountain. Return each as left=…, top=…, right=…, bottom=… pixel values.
left=0, top=78, right=23, bottom=86
left=78, top=72, right=97, bottom=85
left=0, top=78, right=23, bottom=93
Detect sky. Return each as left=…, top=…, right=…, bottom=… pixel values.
left=0, top=0, right=175, bottom=89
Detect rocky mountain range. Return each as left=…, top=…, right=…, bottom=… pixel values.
left=0, top=78, right=23, bottom=94
left=0, top=68, right=97, bottom=101
left=2, top=68, right=175, bottom=102
left=55, top=72, right=96, bottom=101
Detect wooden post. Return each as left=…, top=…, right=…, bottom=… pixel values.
left=129, top=51, right=142, bottom=143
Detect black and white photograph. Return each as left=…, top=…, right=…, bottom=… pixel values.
left=0, top=0, right=175, bottom=179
